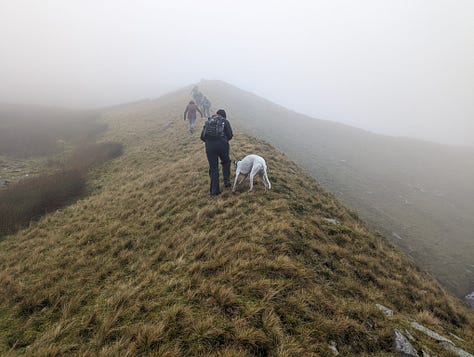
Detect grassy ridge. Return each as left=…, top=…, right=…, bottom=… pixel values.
left=0, top=90, right=473, bottom=355
left=198, top=80, right=474, bottom=298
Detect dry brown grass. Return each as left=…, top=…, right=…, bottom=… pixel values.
left=0, top=88, right=473, bottom=355
left=0, top=142, right=123, bottom=236
left=0, top=169, right=86, bottom=235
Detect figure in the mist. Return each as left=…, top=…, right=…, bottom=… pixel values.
left=200, top=109, right=233, bottom=196
left=184, top=100, right=203, bottom=133
left=202, top=97, right=211, bottom=117
left=191, top=86, right=210, bottom=117
left=193, top=91, right=204, bottom=108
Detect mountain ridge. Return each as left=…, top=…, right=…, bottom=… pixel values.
left=0, top=85, right=473, bottom=355
left=197, top=80, right=474, bottom=298
left=199, top=80, right=474, bottom=150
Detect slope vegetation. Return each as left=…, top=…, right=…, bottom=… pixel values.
left=0, top=88, right=473, bottom=355
left=198, top=80, right=474, bottom=298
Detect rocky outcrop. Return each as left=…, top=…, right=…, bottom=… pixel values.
left=323, top=217, right=339, bottom=225
left=393, top=329, right=418, bottom=357
left=439, top=341, right=474, bottom=357
left=328, top=341, right=339, bottom=355
left=465, top=291, right=474, bottom=309
left=376, top=303, right=394, bottom=316
left=373, top=303, right=472, bottom=356
left=449, top=332, right=465, bottom=342
left=410, top=322, right=453, bottom=344
left=411, top=322, right=473, bottom=357
left=404, top=329, right=415, bottom=342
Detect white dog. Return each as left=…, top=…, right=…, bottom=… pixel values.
left=233, top=154, right=271, bottom=192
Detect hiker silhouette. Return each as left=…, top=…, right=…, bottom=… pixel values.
left=200, top=109, right=233, bottom=196
left=183, top=100, right=203, bottom=134
left=202, top=97, right=211, bottom=117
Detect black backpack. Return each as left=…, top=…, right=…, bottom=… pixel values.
left=203, top=117, right=225, bottom=138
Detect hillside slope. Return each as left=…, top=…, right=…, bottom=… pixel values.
left=0, top=103, right=102, bottom=158
left=0, top=88, right=473, bottom=355
left=198, top=80, right=474, bottom=298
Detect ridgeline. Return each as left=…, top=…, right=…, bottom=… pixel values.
left=198, top=80, right=474, bottom=299
left=0, top=87, right=473, bottom=356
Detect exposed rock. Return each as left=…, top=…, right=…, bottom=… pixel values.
left=465, top=291, right=474, bottom=309
left=410, top=322, right=473, bottom=356
left=410, top=322, right=452, bottom=344
left=328, top=341, right=339, bottom=355
left=404, top=328, right=415, bottom=341
left=376, top=303, right=394, bottom=316
left=449, top=332, right=465, bottom=342
left=392, top=232, right=403, bottom=240
left=393, top=329, right=418, bottom=356
left=323, top=217, right=339, bottom=225
left=439, top=341, right=474, bottom=357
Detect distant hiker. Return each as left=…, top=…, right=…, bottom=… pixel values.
left=184, top=100, right=203, bottom=133
left=200, top=109, right=233, bottom=196
left=202, top=97, right=211, bottom=117
left=193, top=91, right=204, bottom=107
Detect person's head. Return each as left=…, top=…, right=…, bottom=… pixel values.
left=216, top=109, right=226, bottom=118
left=189, top=100, right=195, bottom=104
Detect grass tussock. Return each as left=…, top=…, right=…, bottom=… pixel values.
left=0, top=91, right=473, bottom=355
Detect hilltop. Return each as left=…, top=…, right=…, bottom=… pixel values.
left=197, top=80, right=474, bottom=299
left=0, top=86, right=473, bottom=355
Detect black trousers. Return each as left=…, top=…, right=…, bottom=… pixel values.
left=205, top=139, right=231, bottom=195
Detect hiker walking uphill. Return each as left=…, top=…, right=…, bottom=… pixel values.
left=201, top=109, right=233, bottom=196
left=202, top=97, right=211, bottom=117
left=183, top=100, right=203, bottom=133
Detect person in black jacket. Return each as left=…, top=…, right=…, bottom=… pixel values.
left=200, top=109, right=233, bottom=196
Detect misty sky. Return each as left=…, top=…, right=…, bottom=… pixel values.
left=1, top=0, right=473, bottom=146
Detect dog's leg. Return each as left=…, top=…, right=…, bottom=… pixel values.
left=249, top=164, right=265, bottom=192
left=238, top=174, right=248, bottom=186
left=263, top=168, right=271, bottom=191
left=233, top=172, right=248, bottom=192
left=235, top=175, right=248, bottom=192
left=259, top=171, right=269, bottom=192
left=232, top=169, right=241, bottom=192
left=249, top=168, right=259, bottom=191
left=258, top=172, right=264, bottom=186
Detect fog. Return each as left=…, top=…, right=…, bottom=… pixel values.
left=1, top=0, right=473, bottom=146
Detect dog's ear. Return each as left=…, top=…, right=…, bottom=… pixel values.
left=234, top=160, right=239, bottom=168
